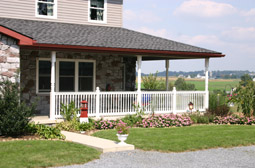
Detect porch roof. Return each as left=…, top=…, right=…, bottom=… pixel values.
left=0, top=17, right=225, bottom=59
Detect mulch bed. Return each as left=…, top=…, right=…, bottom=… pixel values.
left=0, top=134, right=41, bottom=142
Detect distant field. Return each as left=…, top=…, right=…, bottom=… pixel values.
left=138, top=77, right=240, bottom=91
left=186, top=79, right=240, bottom=91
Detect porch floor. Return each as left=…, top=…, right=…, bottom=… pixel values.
left=62, top=131, right=135, bottom=153
left=31, top=116, right=64, bottom=124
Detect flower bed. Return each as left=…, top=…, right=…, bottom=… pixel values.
left=94, top=119, right=118, bottom=130
left=214, top=115, right=255, bottom=125
left=139, top=114, right=192, bottom=128
left=93, top=114, right=192, bottom=130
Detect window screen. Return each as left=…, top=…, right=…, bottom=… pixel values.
left=79, top=62, right=94, bottom=91
left=38, top=60, right=51, bottom=92
left=37, top=0, right=55, bottom=17
left=90, top=0, right=105, bottom=21
left=59, top=61, right=75, bottom=92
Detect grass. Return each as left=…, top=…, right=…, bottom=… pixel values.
left=138, top=78, right=240, bottom=91
left=0, top=140, right=101, bottom=168
left=186, top=79, right=240, bottom=91
left=93, top=125, right=255, bottom=152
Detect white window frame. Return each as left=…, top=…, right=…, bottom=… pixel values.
left=88, top=0, right=107, bottom=24
left=36, top=58, right=96, bottom=94
left=35, top=0, right=58, bottom=19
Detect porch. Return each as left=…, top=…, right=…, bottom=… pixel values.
left=48, top=52, right=210, bottom=120
left=0, top=19, right=224, bottom=120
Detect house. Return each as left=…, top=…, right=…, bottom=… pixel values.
left=0, top=0, right=225, bottom=119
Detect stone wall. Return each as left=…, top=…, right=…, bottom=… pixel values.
left=20, top=50, right=136, bottom=115
left=0, top=33, right=20, bottom=82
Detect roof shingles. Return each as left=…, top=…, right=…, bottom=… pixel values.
left=0, top=17, right=221, bottom=54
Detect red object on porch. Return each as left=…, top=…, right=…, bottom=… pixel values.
left=80, top=100, right=88, bottom=118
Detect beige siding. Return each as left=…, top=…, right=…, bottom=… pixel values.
left=0, top=0, right=123, bottom=27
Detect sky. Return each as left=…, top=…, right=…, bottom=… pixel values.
left=123, top=0, right=255, bottom=74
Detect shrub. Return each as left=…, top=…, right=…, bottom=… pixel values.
left=121, top=115, right=143, bottom=127
left=26, top=123, right=65, bottom=139
left=208, top=104, right=230, bottom=117
left=78, top=122, right=95, bottom=131
left=174, top=78, right=195, bottom=91
left=139, top=114, right=192, bottom=128
left=0, top=80, right=35, bottom=136
left=240, top=74, right=252, bottom=87
left=229, top=81, right=255, bottom=117
left=208, top=92, right=229, bottom=117
left=189, top=112, right=210, bottom=124
left=55, top=118, right=96, bottom=132
left=141, top=72, right=174, bottom=91
left=55, top=121, right=77, bottom=131
left=35, top=124, right=65, bottom=139
left=142, top=72, right=160, bottom=90
left=60, top=101, right=79, bottom=121
left=55, top=118, right=81, bottom=132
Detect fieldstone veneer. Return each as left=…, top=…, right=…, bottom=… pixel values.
left=20, top=50, right=136, bottom=115
left=0, top=33, right=20, bottom=82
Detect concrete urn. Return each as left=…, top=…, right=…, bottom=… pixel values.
left=116, top=134, right=128, bottom=145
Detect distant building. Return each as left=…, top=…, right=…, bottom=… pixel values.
left=196, top=74, right=205, bottom=79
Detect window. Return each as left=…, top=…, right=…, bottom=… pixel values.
left=79, top=62, right=94, bottom=91
left=89, top=0, right=107, bottom=22
left=36, top=0, right=57, bottom=18
left=38, top=60, right=51, bottom=92
left=36, top=59, right=95, bottom=94
left=59, top=61, right=75, bottom=92
left=56, top=59, right=95, bottom=92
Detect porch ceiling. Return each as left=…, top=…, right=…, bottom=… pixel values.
left=0, top=17, right=225, bottom=60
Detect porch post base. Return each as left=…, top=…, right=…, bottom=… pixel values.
left=50, top=92, right=55, bottom=120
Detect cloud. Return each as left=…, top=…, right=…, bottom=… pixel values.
left=178, top=34, right=222, bottom=46
left=136, top=27, right=169, bottom=38
left=222, top=27, right=255, bottom=42
left=242, top=8, right=255, bottom=17
left=124, top=9, right=161, bottom=24
left=241, top=8, right=255, bottom=22
left=124, top=10, right=136, bottom=21
left=174, top=0, right=237, bottom=18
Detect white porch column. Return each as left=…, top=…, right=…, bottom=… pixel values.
left=137, top=56, right=142, bottom=106
left=165, top=59, right=169, bottom=91
left=95, top=87, right=100, bottom=118
left=173, top=87, right=177, bottom=114
left=205, top=58, right=210, bottom=110
left=50, top=51, right=56, bottom=120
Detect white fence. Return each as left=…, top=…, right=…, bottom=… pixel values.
left=54, top=88, right=207, bottom=119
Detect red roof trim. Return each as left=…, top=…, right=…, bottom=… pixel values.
left=21, top=43, right=225, bottom=58
left=0, top=26, right=36, bottom=45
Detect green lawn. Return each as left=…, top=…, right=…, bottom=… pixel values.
left=0, top=140, right=101, bottom=168
left=93, top=125, right=255, bottom=152
left=138, top=79, right=240, bottom=91
left=186, top=80, right=240, bottom=91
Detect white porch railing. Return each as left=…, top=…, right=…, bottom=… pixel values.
left=54, top=88, right=207, bottom=119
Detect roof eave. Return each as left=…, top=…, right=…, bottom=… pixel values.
left=20, top=43, right=225, bottom=59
